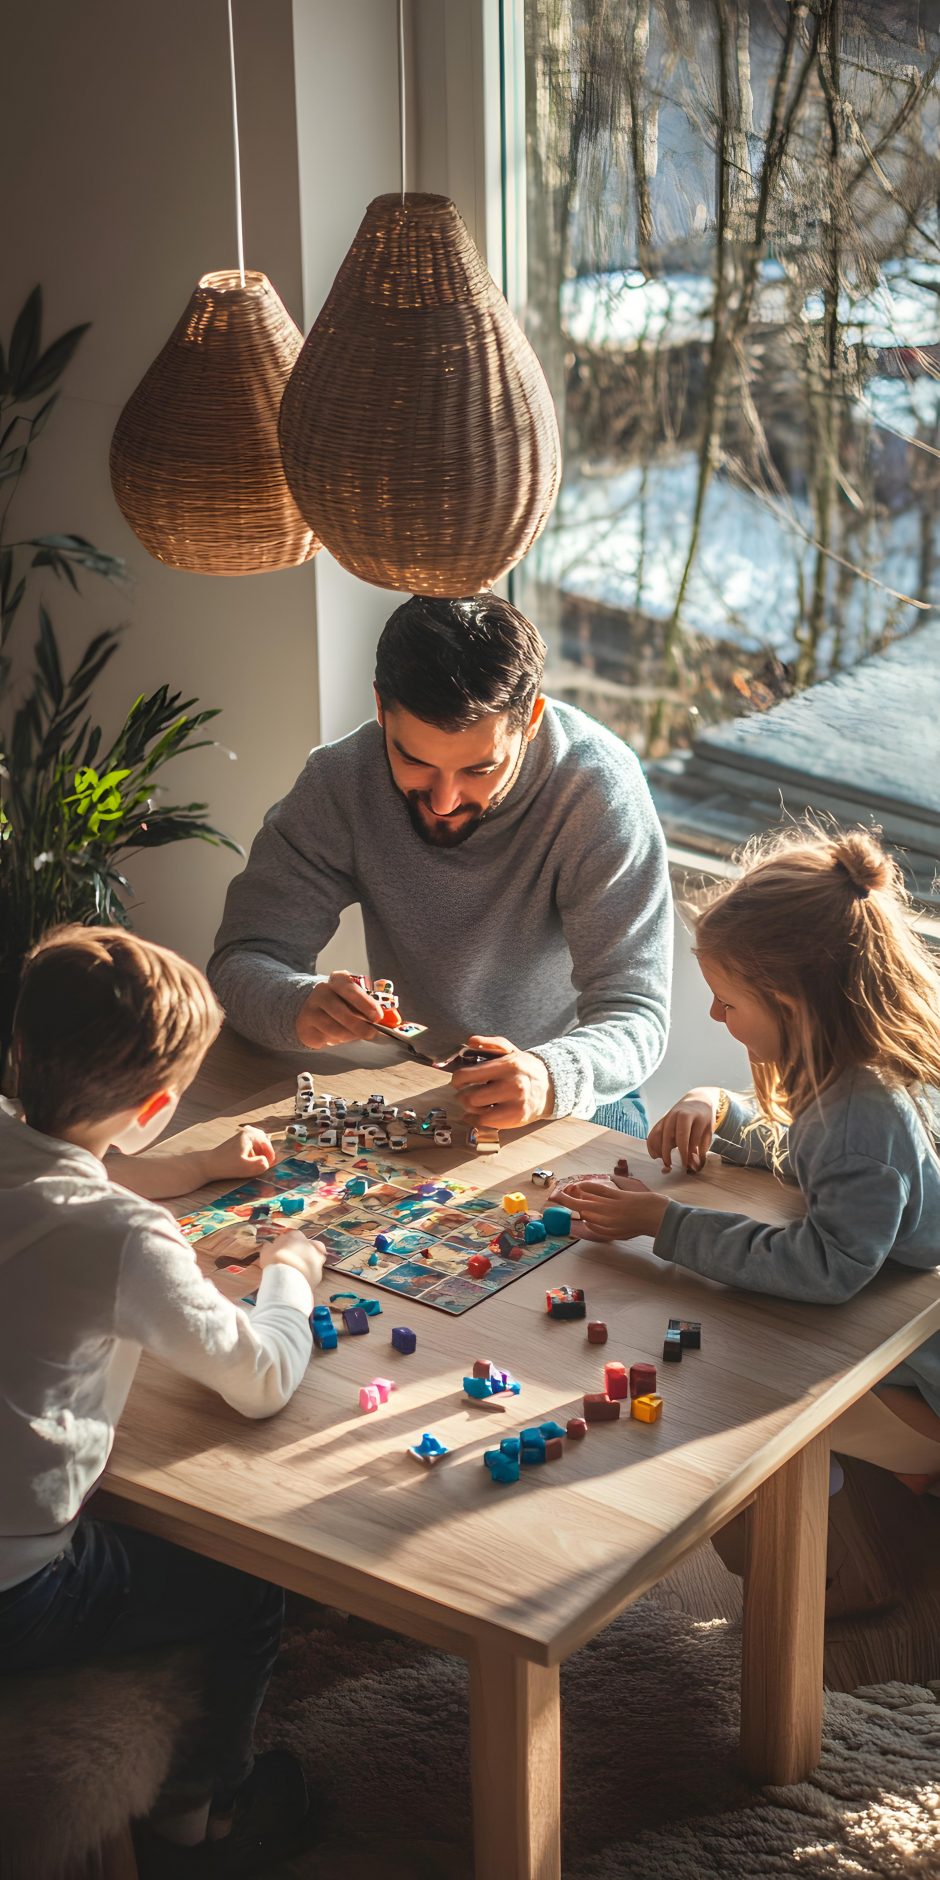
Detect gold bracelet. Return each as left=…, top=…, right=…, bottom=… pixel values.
left=714, top=1088, right=731, bottom=1129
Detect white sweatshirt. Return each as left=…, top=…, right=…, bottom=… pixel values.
left=0, top=1100, right=313, bottom=1591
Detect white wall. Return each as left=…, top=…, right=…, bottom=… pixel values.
left=3, top=0, right=318, bottom=969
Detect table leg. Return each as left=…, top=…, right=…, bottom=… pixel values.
left=740, top=1432, right=829, bottom=1784
left=469, top=1647, right=561, bottom=1880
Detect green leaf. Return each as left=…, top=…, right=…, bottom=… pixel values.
left=0, top=445, right=27, bottom=481
left=8, top=287, right=42, bottom=394
left=17, top=324, right=90, bottom=401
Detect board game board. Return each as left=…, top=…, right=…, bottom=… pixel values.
left=178, top=1133, right=574, bottom=1316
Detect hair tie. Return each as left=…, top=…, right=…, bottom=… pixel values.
left=835, top=859, right=869, bottom=899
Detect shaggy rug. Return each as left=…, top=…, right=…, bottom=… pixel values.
left=257, top=1599, right=940, bottom=1879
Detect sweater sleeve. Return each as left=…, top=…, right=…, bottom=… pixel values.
left=114, top=1219, right=313, bottom=1418
left=529, top=760, right=672, bottom=1118
left=207, top=756, right=358, bottom=1050
left=653, top=1151, right=910, bottom=1304
left=712, top=1093, right=794, bottom=1178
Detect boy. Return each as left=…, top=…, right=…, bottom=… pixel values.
left=0, top=925, right=325, bottom=1876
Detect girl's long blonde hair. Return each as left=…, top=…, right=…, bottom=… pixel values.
left=692, top=825, right=940, bottom=1139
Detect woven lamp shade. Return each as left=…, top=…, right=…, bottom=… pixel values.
left=278, top=194, right=561, bottom=595
left=110, top=270, right=319, bottom=575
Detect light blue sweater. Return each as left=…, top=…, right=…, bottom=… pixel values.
left=654, top=1067, right=940, bottom=1419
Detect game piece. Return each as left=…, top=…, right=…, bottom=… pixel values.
left=342, top=1306, right=370, bottom=1336
left=630, top=1362, right=657, bottom=1398
left=614, top=1157, right=630, bottom=1177
left=501, top=1193, right=527, bottom=1215
left=520, top=1429, right=547, bottom=1465
left=483, top=1453, right=520, bottom=1484
left=425, top=1106, right=447, bottom=1125
left=583, top=1392, right=620, bottom=1422
left=669, top=1318, right=702, bottom=1349
left=359, top=1384, right=381, bottom=1412
left=531, top=1168, right=553, bottom=1187
left=341, top=1130, right=359, bottom=1154
left=417, top=1182, right=438, bottom=1196
left=334, top=1099, right=348, bottom=1118
left=318, top=1127, right=338, bottom=1146
left=433, top=1127, right=452, bottom=1146
left=391, top=1326, right=416, bottom=1354
left=587, top=1321, right=608, bottom=1344
left=524, top=1220, right=547, bottom=1244
left=374, top=1233, right=393, bottom=1252
left=546, top=1285, right=586, bottom=1321
left=367, top=1252, right=379, bottom=1267
left=566, top=1416, right=588, bottom=1440
left=495, top=1229, right=515, bottom=1258
left=418, top=1247, right=432, bottom=1261
left=285, top=1122, right=307, bottom=1141
left=249, top=1203, right=271, bottom=1222
left=603, top=1362, right=630, bottom=1401
left=539, top=1420, right=567, bottom=1440
left=344, top=1176, right=369, bottom=1197
left=467, top=1125, right=500, bottom=1152
left=499, top=1437, right=521, bottom=1459
left=543, top=1204, right=572, bottom=1235
left=401, top=1109, right=418, bottom=1126
left=431, top=1185, right=453, bottom=1202
left=472, top=1358, right=494, bottom=1378
left=409, top=1432, right=448, bottom=1465
left=278, top=1196, right=305, bottom=1216
left=467, top=1253, right=492, bottom=1279
left=463, top=1365, right=520, bottom=1400
left=662, top=1329, right=683, bottom=1362
left=310, top=1305, right=337, bottom=1351
left=632, top=1394, right=663, bottom=1424
left=387, top=1132, right=409, bottom=1151
left=297, top=1071, right=314, bottom=1091
left=544, top=1436, right=564, bottom=1461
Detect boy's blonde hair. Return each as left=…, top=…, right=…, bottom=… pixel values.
left=692, top=826, right=940, bottom=1137
left=13, top=925, right=221, bottom=1135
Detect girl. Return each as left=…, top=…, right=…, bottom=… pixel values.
left=562, top=826, right=940, bottom=1497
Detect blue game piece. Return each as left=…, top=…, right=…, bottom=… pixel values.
left=483, top=1449, right=502, bottom=1467
left=342, top=1306, right=370, bottom=1336
left=539, top=1420, right=567, bottom=1441
left=374, top=1233, right=393, bottom=1252
left=359, top=1297, right=382, bottom=1316
left=311, top=1305, right=338, bottom=1351
left=496, top=1229, right=515, bottom=1257
left=499, top=1437, right=521, bottom=1460
left=417, top=1182, right=438, bottom=1196
left=392, top=1326, right=416, bottom=1354
left=278, top=1195, right=305, bottom=1216
left=432, top=1186, right=454, bottom=1202
left=484, top=1455, right=520, bottom=1484
left=524, top=1219, right=547, bottom=1244
left=463, top=1376, right=493, bottom=1400
left=249, top=1203, right=272, bottom=1222
left=411, top=1432, right=448, bottom=1463
left=521, top=1439, right=547, bottom=1466
left=542, top=1205, right=572, bottom=1235
left=367, top=1251, right=379, bottom=1267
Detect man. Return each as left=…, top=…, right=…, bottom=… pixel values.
left=208, top=594, right=672, bottom=1134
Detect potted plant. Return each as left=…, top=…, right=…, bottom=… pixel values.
left=0, top=288, right=241, bottom=1065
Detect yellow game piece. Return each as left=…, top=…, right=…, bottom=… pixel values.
left=631, top=1394, right=663, bottom=1424
left=502, top=1192, right=528, bottom=1214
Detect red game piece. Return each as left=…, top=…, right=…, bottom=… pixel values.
left=544, top=1437, right=564, bottom=1461
left=583, top=1393, right=620, bottom=1422
left=467, top=1253, right=492, bottom=1279
left=603, top=1362, right=629, bottom=1401
left=587, top=1321, right=608, bottom=1344
left=630, top=1362, right=657, bottom=1399
left=566, top=1416, right=588, bottom=1440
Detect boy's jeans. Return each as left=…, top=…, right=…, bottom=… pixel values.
left=0, top=1514, right=283, bottom=1809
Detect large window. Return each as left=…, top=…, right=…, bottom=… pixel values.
left=513, top=1, right=940, bottom=762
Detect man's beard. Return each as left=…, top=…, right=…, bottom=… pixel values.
left=402, top=792, right=485, bottom=848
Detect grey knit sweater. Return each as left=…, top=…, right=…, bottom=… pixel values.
left=209, top=701, right=672, bottom=1117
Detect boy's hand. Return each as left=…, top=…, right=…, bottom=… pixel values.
left=647, top=1088, right=723, bottom=1172
left=561, top=1175, right=669, bottom=1243
left=295, top=972, right=386, bottom=1048
left=449, top=1036, right=554, bottom=1129
left=200, top=1126, right=277, bottom=1184
left=259, top=1232, right=325, bottom=1292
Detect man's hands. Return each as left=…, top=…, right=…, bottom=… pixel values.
left=259, top=1231, right=326, bottom=1293
left=556, top=1175, right=669, bottom=1243
left=295, top=972, right=387, bottom=1049
left=449, top=1035, right=554, bottom=1130
left=647, top=1087, right=724, bottom=1172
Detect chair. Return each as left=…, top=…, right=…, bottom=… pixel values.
left=0, top=1649, right=203, bottom=1880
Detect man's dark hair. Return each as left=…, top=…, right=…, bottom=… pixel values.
left=374, top=595, right=547, bottom=731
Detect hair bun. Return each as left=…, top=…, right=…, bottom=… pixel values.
left=832, top=831, right=894, bottom=896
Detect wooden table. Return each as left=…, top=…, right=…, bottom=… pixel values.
left=100, top=1040, right=940, bottom=1880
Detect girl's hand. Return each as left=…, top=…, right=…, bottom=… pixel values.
left=562, top=1176, right=669, bottom=1243
left=647, top=1088, right=723, bottom=1173
left=200, top=1125, right=277, bottom=1184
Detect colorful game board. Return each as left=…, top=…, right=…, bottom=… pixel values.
left=179, top=1135, right=574, bottom=1316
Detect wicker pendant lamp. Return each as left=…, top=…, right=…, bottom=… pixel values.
left=110, top=270, right=318, bottom=575
left=109, top=3, right=318, bottom=576
left=278, top=190, right=560, bottom=596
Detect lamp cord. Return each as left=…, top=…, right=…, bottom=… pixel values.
left=398, top=0, right=406, bottom=204
left=227, top=0, right=246, bottom=285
